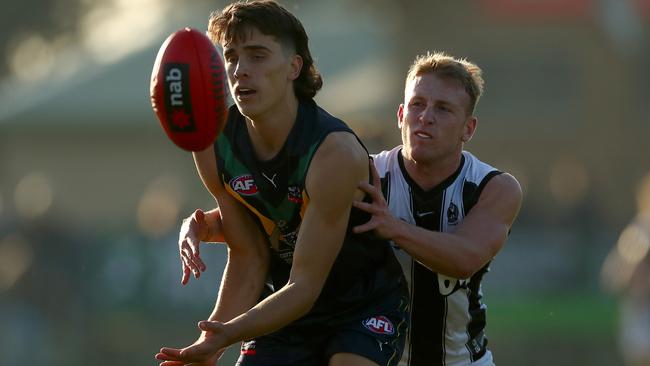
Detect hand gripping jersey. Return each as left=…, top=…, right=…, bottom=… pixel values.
left=372, top=146, right=502, bottom=366
left=215, top=100, right=408, bottom=327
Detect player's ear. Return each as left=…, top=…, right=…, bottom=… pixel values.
left=288, top=54, right=302, bottom=81
left=462, top=116, right=477, bottom=143
left=397, top=104, right=405, bottom=129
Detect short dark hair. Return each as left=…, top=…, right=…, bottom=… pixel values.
left=208, top=0, right=323, bottom=100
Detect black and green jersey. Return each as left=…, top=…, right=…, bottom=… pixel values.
left=214, top=99, right=406, bottom=324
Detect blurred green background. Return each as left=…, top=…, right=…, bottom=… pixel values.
left=2, top=0, right=649, bottom=365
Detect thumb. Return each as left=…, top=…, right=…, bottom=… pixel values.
left=198, top=320, right=221, bottom=332
left=194, top=209, right=205, bottom=222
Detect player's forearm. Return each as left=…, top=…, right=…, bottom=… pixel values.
left=220, top=279, right=319, bottom=345
left=391, top=221, right=486, bottom=279
left=208, top=249, right=268, bottom=323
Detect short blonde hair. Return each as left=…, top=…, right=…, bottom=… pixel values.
left=406, top=51, right=484, bottom=114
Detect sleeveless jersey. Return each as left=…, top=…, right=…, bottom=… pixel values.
left=372, top=146, right=502, bottom=366
left=215, top=100, right=407, bottom=326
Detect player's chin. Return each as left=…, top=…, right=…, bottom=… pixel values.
left=235, top=102, right=263, bottom=120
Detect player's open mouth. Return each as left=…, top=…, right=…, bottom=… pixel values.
left=235, top=87, right=257, bottom=99
left=414, top=131, right=432, bottom=139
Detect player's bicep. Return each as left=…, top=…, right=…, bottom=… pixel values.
left=192, top=147, right=268, bottom=258
left=456, top=173, right=522, bottom=256
left=288, top=133, right=368, bottom=291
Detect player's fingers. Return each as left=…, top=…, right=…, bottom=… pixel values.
left=179, top=344, right=212, bottom=361
left=181, top=245, right=202, bottom=274
left=187, top=254, right=204, bottom=278
left=156, top=348, right=182, bottom=360
left=358, top=181, right=383, bottom=203
left=194, top=255, right=206, bottom=272
left=187, top=235, right=201, bottom=256
left=181, top=253, right=201, bottom=279
left=352, top=200, right=378, bottom=214
left=353, top=221, right=377, bottom=234
left=187, top=237, right=206, bottom=272
left=181, top=250, right=197, bottom=272
left=357, top=180, right=372, bottom=194
left=181, top=264, right=190, bottom=285
left=160, top=361, right=185, bottom=366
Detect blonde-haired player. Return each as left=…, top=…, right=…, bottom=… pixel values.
left=353, top=51, right=522, bottom=366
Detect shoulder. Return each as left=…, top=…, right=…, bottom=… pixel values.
left=313, top=131, right=368, bottom=171
left=462, top=151, right=522, bottom=211
left=300, top=136, right=367, bottom=226
left=486, top=172, right=521, bottom=194
left=481, top=172, right=523, bottom=211
left=192, top=145, right=223, bottom=196
left=372, top=146, right=401, bottom=174
left=303, top=131, right=368, bottom=198
left=462, top=151, right=499, bottom=179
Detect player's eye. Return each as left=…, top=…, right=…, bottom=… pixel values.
left=224, top=54, right=238, bottom=64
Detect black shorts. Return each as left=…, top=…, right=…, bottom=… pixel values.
left=235, top=291, right=409, bottom=366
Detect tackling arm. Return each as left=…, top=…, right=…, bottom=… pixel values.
left=390, top=173, right=522, bottom=278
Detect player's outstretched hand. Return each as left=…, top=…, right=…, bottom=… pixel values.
left=155, top=321, right=229, bottom=366
left=352, top=162, right=398, bottom=240
left=179, top=209, right=209, bottom=285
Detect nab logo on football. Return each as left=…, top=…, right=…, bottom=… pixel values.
left=362, top=316, right=394, bottom=335
left=164, top=63, right=196, bottom=132
left=230, top=175, right=258, bottom=196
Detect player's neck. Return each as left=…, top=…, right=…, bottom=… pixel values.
left=403, top=152, right=463, bottom=192
left=246, top=94, right=299, bottom=161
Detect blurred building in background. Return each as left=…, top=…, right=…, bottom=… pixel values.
left=1, top=0, right=650, bottom=365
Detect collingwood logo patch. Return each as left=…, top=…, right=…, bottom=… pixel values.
left=447, top=202, right=459, bottom=225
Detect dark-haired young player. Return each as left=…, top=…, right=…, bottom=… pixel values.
left=155, top=1, right=408, bottom=365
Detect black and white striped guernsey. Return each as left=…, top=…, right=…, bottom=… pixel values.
left=372, top=146, right=502, bottom=366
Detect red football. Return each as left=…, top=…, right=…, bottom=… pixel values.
left=150, top=27, right=228, bottom=151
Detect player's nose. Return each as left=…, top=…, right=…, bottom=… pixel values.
left=233, top=60, right=250, bottom=79
left=419, top=105, right=435, bottom=125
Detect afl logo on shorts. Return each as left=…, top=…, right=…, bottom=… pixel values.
left=230, top=175, right=258, bottom=196
left=362, top=315, right=394, bottom=335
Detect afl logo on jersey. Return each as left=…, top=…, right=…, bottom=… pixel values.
left=447, top=202, right=459, bottom=225
left=362, top=315, right=395, bottom=335
left=229, top=175, right=258, bottom=196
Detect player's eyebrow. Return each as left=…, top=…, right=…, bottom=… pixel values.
left=224, top=44, right=272, bottom=57
left=242, top=45, right=272, bottom=53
